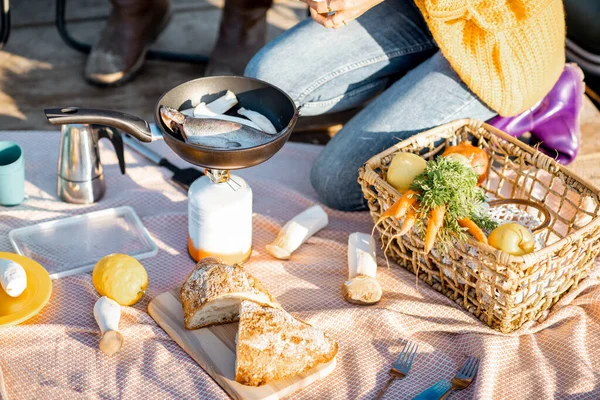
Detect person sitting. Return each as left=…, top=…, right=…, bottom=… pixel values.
left=85, top=0, right=272, bottom=86
left=245, top=0, right=583, bottom=212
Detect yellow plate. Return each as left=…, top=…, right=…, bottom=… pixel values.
left=0, top=252, right=52, bottom=327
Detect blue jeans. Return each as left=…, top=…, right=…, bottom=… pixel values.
left=245, top=0, right=496, bottom=211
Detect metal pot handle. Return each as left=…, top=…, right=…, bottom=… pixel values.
left=96, top=126, right=126, bottom=175
left=44, top=107, right=153, bottom=143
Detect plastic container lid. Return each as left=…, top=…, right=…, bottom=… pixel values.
left=9, top=206, right=158, bottom=279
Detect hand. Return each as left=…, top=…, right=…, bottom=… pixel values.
left=306, top=0, right=384, bottom=29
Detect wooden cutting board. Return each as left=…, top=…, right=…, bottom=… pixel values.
left=148, top=289, right=336, bottom=400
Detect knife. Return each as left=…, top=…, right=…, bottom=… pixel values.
left=123, top=134, right=204, bottom=191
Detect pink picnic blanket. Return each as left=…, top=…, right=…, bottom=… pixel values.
left=0, top=131, right=599, bottom=399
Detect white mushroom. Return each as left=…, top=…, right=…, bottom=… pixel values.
left=182, top=91, right=277, bottom=134
left=342, top=275, right=382, bottom=305
left=0, top=259, right=27, bottom=297
left=94, top=296, right=123, bottom=356
left=348, top=233, right=378, bottom=279
left=206, top=90, right=239, bottom=114
left=183, top=89, right=239, bottom=117
left=193, top=103, right=262, bottom=130
left=189, top=89, right=238, bottom=111
left=342, top=233, right=382, bottom=305
left=237, top=107, right=277, bottom=134
left=265, top=205, right=328, bottom=260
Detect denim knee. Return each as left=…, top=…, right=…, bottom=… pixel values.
left=310, top=152, right=367, bottom=212
left=244, top=44, right=297, bottom=101
left=244, top=50, right=264, bottom=80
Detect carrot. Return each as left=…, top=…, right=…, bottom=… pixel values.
left=383, top=205, right=420, bottom=266
left=424, top=205, right=445, bottom=254
left=398, top=206, right=418, bottom=236
left=372, top=190, right=419, bottom=236
left=458, top=218, right=488, bottom=244
left=379, top=190, right=419, bottom=223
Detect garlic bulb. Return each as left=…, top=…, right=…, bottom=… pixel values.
left=0, top=259, right=27, bottom=297
left=265, top=205, right=328, bottom=260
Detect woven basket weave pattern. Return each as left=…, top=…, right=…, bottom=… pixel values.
left=358, top=119, right=600, bottom=333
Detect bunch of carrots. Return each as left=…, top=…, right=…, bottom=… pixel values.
left=374, top=189, right=487, bottom=254
left=373, top=143, right=493, bottom=255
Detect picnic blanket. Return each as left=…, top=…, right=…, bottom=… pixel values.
left=0, top=131, right=599, bottom=399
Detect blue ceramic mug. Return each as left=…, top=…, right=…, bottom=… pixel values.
left=0, top=141, right=25, bottom=206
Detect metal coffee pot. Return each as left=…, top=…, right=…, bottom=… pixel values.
left=57, top=124, right=127, bottom=204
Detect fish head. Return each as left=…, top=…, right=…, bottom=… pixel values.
left=160, top=106, right=186, bottom=134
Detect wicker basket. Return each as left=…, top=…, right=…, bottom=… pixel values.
left=358, top=119, right=600, bottom=333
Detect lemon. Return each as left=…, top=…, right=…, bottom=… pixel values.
left=92, top=254, right=148, bottom=306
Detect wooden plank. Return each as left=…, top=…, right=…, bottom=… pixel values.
left=578, top=97, right=600, bottom=155
left=569, top=98, right=600, bottom=186
left=0, top=4, right=225, bottom=129
left=0, top=11, right=218, bottom=129
left=0, top=1, right=306, bottom=132
left=147, top=290, right=336, bottom=400
left=10, top=0, right=303, bottom=28
left=10, top=0, right=221, bottom=28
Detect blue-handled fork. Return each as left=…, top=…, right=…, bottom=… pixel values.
left=413, top=356, right=480, bottom=400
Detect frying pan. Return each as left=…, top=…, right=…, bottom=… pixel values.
left=44, top=76, right=298, bottom=170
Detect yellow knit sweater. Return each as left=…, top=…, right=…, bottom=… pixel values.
left=414, top=0, right=565, bottom=117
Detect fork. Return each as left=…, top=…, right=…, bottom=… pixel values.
left=376, top=341, right=419, bottom=399
left=413, top=356, right=480, bottom=400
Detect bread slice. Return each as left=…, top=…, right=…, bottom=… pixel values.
left=235, top=300, right=338, bottom=386
left=181, top=257, right=278, bottom=330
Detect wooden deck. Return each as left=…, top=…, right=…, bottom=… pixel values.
left=0, top=0, right=306, bottom=130
left=0, top=0, right=599, bottom=181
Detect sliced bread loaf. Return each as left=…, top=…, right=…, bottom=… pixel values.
left=235, top=300, right=338, bottom=386
left=181, top=257, right=278, bottom=329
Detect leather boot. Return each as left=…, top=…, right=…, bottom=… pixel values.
left=85, top=0, right=171, bottom=86
left=205, top=0, right=273, bottom=76
left=488, top=64, right=585, bottom=164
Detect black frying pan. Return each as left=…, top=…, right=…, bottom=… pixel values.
left=44, top=76, right=298, bottom=170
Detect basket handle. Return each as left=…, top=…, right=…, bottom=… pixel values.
left=488, top=198, right=551, bottom=233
